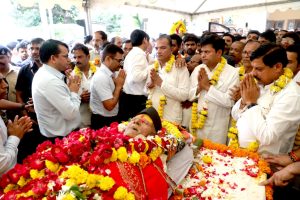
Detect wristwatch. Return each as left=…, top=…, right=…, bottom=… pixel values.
left=247, top=103, right=257, bottom=109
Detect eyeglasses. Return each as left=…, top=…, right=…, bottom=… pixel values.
left=111, top=57, right=124, bottom=66
left=242, top=51, right=253, bottom=56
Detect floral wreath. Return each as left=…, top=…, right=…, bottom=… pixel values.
left=170, top=20, right=187, bottom=36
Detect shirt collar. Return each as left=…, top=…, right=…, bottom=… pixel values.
left=43, top=64, right=65, bottom=81
left=101, top=64, right=114, bottom=77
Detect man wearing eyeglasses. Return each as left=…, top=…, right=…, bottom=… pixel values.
left=90, top=44, right=126, bottom=130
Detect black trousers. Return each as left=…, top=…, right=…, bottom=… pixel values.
left=118, top=92, right=147, bottom=122
left=91, top=113, right=119, bottom=130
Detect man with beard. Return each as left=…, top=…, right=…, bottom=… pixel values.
left=189, top=34, right=239, bottom=144
left=72, top=43, right=98, bottom=128
left=182, top=33, right=198, bottom=59
left=223, top=33, right=235, bottom=55
left=15, top=38, right=45, bottom=162
left=231, top=44, right=300, bottom=155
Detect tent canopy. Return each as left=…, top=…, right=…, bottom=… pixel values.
left=91, top=0, right=300, bottom=16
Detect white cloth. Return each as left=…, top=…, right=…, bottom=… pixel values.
left=0, top=117, right=20, bottom=176
left=146, top=62, right=190, bottom=124
left=32, top=64, right=81, bottom=137
left=71, top=67, right=97, bottom=128
left=90, top=64, right=118, bottom=117
left=232, top=80, right=300, bottom=155
left=189, top=62, right=239, bottom=144
left=293, top=71, right=300, bottom=83
left=167, top=145, right=194, bottom=197
left=123, top=47, right=148, bottom=96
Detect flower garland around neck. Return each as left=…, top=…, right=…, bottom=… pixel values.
left=190, top=57, right=226, bottom=136
left=228, top=68, right=293, bottom=152
left=239, top=65, right=245, bottom=81
left=146, top=55, right=175, bottom=117
left=74, top=61, right=97, bottom=79
left=153, top=54, right=175, bottom=73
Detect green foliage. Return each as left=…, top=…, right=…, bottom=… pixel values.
left=93, top=13, right=122, bottom=34
left=10, top=2, right=79, bottom=27
left=11, top=2, right=41, bottom=27
left=132, top=13, right=143, bottom=29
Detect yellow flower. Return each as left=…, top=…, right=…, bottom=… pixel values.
left=126, top=192, right=135, bottom=200
left=30, top=169, right=45, bottom=179
left=128, top=151, right=141, bottom=164
left=114, top=186, right=128, bottom=200
left=60, top=165, right=88, bottom=185
left=117, top=147, right=128, bottom=162
left=98, top=176, right=115, bottom=191
left=4, top=184, right=16, bottom=193
left=79, top=134, right=85, bottom=142
left=149, top=147, right=163, bottom=161
left=62, top=193, right=76, bottom=200
left=284, top=67, right=293, bottom=79
left=110, top=148, right=118, bottom=162
left=17, top=176, right=27, bottom=187
left=86, top=174, right=103, bottom=189
left=45, top=160, right=60, bottom=173
left=202, top=155, right=212, bottom=164
left=248, top=141, right=259, bottom=152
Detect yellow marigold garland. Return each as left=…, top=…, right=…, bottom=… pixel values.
left=228, top=68, right=293, bottom=152
left=191, top=57, right=226, bottom=137
left=239, top=65, right=245, bottom=81
left=147, top=55, right=175, bottom=115
left=74, top=61, right=97, bottom=79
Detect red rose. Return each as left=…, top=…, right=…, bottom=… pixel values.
left=134, top=139, right=146, bottom=152
left=0, top=174, right=10, bottom=189
left=32, top=180, right=48, bottom=195
left=7, top=170, right=21, bottom=184
left=51, top=146, right=69, bottom=164
left=90, top=151, right=104, bottom=166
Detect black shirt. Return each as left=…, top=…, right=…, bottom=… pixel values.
left=15, top=59, right=40, bottom=103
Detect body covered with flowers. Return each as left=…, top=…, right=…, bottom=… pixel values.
left=0, top=120, right=192, bottom=200
left=231, top=67, right=300, bottom=155
left=172, top=140, right=272, bottom=200
left=189, top=57, right=239, bottom=143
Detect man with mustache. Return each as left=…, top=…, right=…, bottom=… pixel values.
left=71, top=43, right=97, bottom=128
left=229, top=41, right=245, bottom=67
left=231, top=44, right=300, bottom=155
left=182, top=33, right=198, bottom=59
left=15, top=38, right=45, bottom=162
left=0, top=45, right=19, bottom=103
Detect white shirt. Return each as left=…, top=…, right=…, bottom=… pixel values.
left=293, top=71, right=300, bottom=83
left=90, top=64, right=118, bottom=117
left=0, top=117, right=20, bottom=176
left=232, top=80, right=300, bottom=155
left=123, top=47, right=148, bottom=96
left=147, top=62, right=190, bottom=124
left=32, top=64, right=81, bottom=137
left=71, top=66, right=97, bottom=128
left=189, top=62, right=239, bottom=144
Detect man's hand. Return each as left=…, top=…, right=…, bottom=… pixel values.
left=80, top=90, right=90, bottom=103
left=197, top=68, right=210, bottom=93
left=240, top=74, right=259, bottom=105
left=7, top=115, right=33, bottom=139
left=68, top=75, right=81, bottom=93
left=229, top=85, right=241, bottom=102
left=113, top=69, right=126, bottom=89
left=263, top=154, right=293, bottom=169
left=259, top=165, right=295, bottom=187
left=150, top=68, right=163, bottom=87
left=175, top=57, right=186, bottom=68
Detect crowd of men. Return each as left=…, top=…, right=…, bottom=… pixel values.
left=1, top=28, right=300, bottom=199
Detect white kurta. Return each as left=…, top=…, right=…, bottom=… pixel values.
left=232, top=80, right=300, bottom=155
left=147, top=62, right=190, bottom=124
left=72, top=66, right=97, bottom=128
left=189, top=62, right=239, bottom=144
